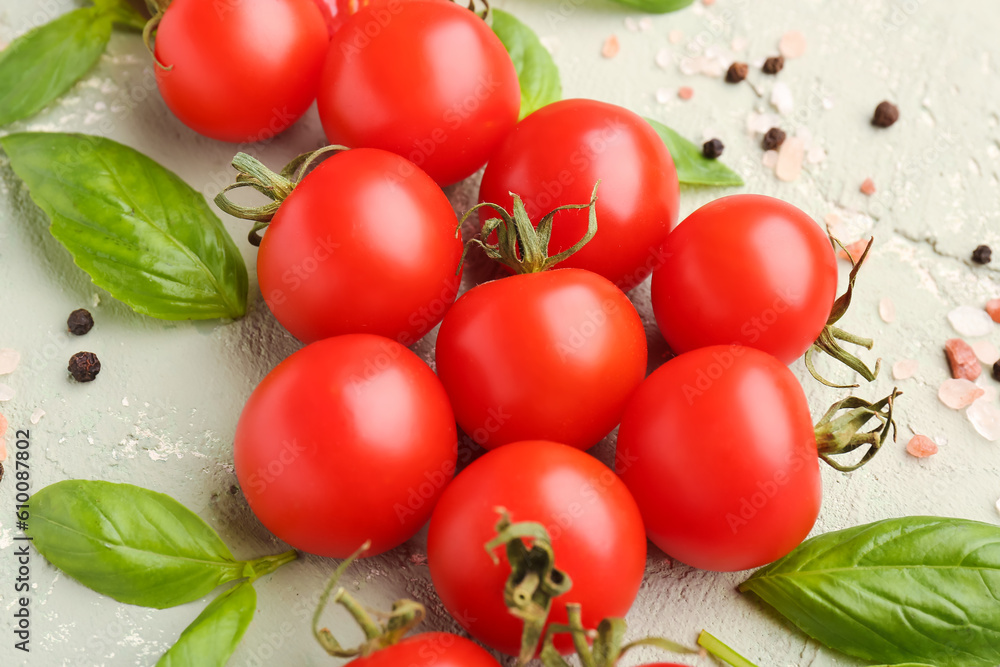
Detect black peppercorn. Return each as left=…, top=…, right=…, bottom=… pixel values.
left=67, top=308, right=94, bottom=336
left=994, top=359, right=1000, bottom=382
left=702, top=138, right=725, bottom=159
left=872, top=101, right=899, bottom=128
left=68, top=352, right=101, bottom=383
left=972, top=245, right=992, bottom=265
left=762, top=55, right=784, bottom=74
left=762, top=127, right=787, bottom=151
left=725, top=62, right=748, bottom=83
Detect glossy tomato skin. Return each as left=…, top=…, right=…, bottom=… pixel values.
left=347, top=633, right=500, bottom=666
left=155, top=0, right=328, bottom=143
left=318, top=0, right=520, bottom=186
left=427, top=441, right=647, bottom=656
left=616, top=345, right=821, bottom=572
left=435, top=269, right=647, bottom=450
left=651, top=195, right=838, bottom=364
left=478, top=99, right=680, bottom=291
left=234, top=335, right=457, bottom=558
left=258, top=148, right=463, bottom=345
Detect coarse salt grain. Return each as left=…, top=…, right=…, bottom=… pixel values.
left=775, top=136, right=805, bottom=181
left=655, top=48, right=672, bottom=69
left=638, top=17, right=653, bottom=31
left=762, top=150, right=779, bottom=168
left=879, top=297, right=896, bottom=323
left=655, top=88, right=672, bottom=104
left=0, top=413, right=7, bottom=437
left=0, top=349, right=20, bottom=376
left=668, top=29, right=684, bottom=44
left=770, top=82, right=794, bottom=115
left=602, top=35, right=620, bottom=58
left=679, top=57, right=700, bottom=75
left=860, top=178, right=877, bottom=195
left=806, top=146, right=827, bottom=164
left=624, top=17, right=639, bottom=31
left=945, top=338, right=981, bottom=381
left=968, top=398, right=1000, bottom=442
left=892, top=359, right=919, bottom=379
left=938, top=378, right=985, bottom=409
left=778, top=30, right=807, bottom=59
left=0, top=384, right=13, bottom=402
left=971, top=340, right=1000, bottom=365
left=677, top=86, right=694, bottom=100
left=906, top=434, right=938, bottom=458
left=948, top=305, right=995, bottom=337
left=29, top=408, right=44, bottom=425
left=986, top=298, right=1000, bottom=323
left=731, top=36, right=748, bottom=52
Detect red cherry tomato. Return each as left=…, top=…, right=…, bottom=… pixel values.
left=427, top=441, right=647, bottom=656
left=651, top=195, right=838, bottom=364
left=234, top=334, right=457, bottom=558
left=347, top=633, right=499, bottom=666
left=616, top=345, right=821, bottom=572
left=318, top=0, right=520, bottom=185
left=258, top=148, right=463, bottom=345
left=478, top=99, right=680, bottom=291
left=435, top=269, right=647, bottom=450
left=154, top=0, right=329, bottom=143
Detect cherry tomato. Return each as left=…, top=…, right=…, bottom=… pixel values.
left=258, top=148, right=463, bottom=345
left=651, top=195, right=838, bottom=364
left=234, top=334, right=457, bottom=558
left=427, top=441, right=647, bottom=656
left=616, top=345, right=821, bottom=572
left=154, top=0, right=329, bottom=143
left=478, top=99, right=680, bottom=291
left=435, top=269, right=647, bottom=450
left=348, top=633, right=500, bottom=666
left=318, top=0, right=520, bottom=185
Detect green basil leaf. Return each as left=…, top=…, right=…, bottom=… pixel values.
left=492, top=9, right=561, bottom=121
left=610, top=0, right=695, bottom=13
left=27, top=480, right=249, bottom=609
left=157, top=583, right=257, bottom=667
left=1, top=132, right=248, bottom=320
left=740, top=516, right=1000, bottom=667
left=95, top=0, right=150, bottom=31
left=645, top=118, right=744, bottom=187
left=0, top=8, right=113, bottom=126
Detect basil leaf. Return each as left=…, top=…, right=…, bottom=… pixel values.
left=492, top=9, right=561, bottom=121
left=740, top=516, right=1000, bottom=667
left=27, top=480, right=250, bottom=609
left=610, top=0, right=695, bottom=13
left=645, top=118, right=744, bottom=187
left=0, top=8, right=113, bottom=126
left=157, top=583, right=257, bottom=667
left=1, top=132, right=248, bottom=320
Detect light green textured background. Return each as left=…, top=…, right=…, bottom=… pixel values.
left=1, top=0, right=999, bottom=665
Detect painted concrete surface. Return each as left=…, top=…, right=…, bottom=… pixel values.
left=0, top=0, right=998, bottom=665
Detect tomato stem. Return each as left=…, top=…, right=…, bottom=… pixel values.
left=244, top=548, right=298, bottom=582
left=312, top=540, right=427, bottom=658
left=806, top=236, right=881, bottom=388
left=697, top=630, right=759, bottom=667
left=457, top=181, right=600, bottom=275
left=485, top=508, right=573, bottom=665
left=215, top=146, right=349, bottom=246
left=814, top=387, right=901, bottom=472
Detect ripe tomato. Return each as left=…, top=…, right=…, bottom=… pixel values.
left=318, top=0, right=520, bottom=185
left=234, top=334, right=457, bottom=558
left=616, top=345, right=821, bottom=572
left=427, top=441, right=647, bottom=656
left=257, top=148, right=463, bottom=345
left=478, top=99, right=680, bottom=291
left=154, top=0, right=329, bottom=143
left=651, top=195, right=838, bottom=364
left=347, top=633, right=500, bottom=666
left=435, top=269, right=647, bottom=450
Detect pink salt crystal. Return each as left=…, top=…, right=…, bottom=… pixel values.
left=938, top=378, right=986, bottom=409
left=703, top=0, right=716, bottom=5
left=968, top=399, right=1000, bottom=442
left=0, top=348, right=20, bottom=376
left=775, top=136, right=805, bottom=181
left=668, top=29, right=684, bottom=45
left=945, top=338, right=982, bottom=380
left=779, top=30, right=807, bottom=59
left=860, top=178, right=876, bottom=195
left=602, top=35, right=620, bottom=58
left=678, top=86, right=694, bottom=100
left=892, top=359, right=919, bottom=379
left=0, top=436, right=6, bottom=463
left=837, top=239, right=870, bottom=263
left=906, top=434, right=938, bottom=458
left=987, top=298, right=1000, bottom=323
left=0, top=412, right=7, bottom=437
left=761, top=150, right=779, bottom=168
left=878, top=297, right=895, bottom=323
left=971, top=339, right=1000, bottom=365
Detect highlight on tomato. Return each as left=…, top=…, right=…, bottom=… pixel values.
left=234, top=334, right=458, bottom=558
left=650, top=194, right=879, bottom=386
left=215, top=146, right=463, bottom=345
left=616, top=344, right=900, bottom=572
left=150, top=0, right=329, bottom=143
left=435, top=185, right=647, bottom=451
left=427, top=440, right=647, bottom=658
left=318, top=0, right=520, bottom=185
left=478, top=99, right=680, bottom=291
